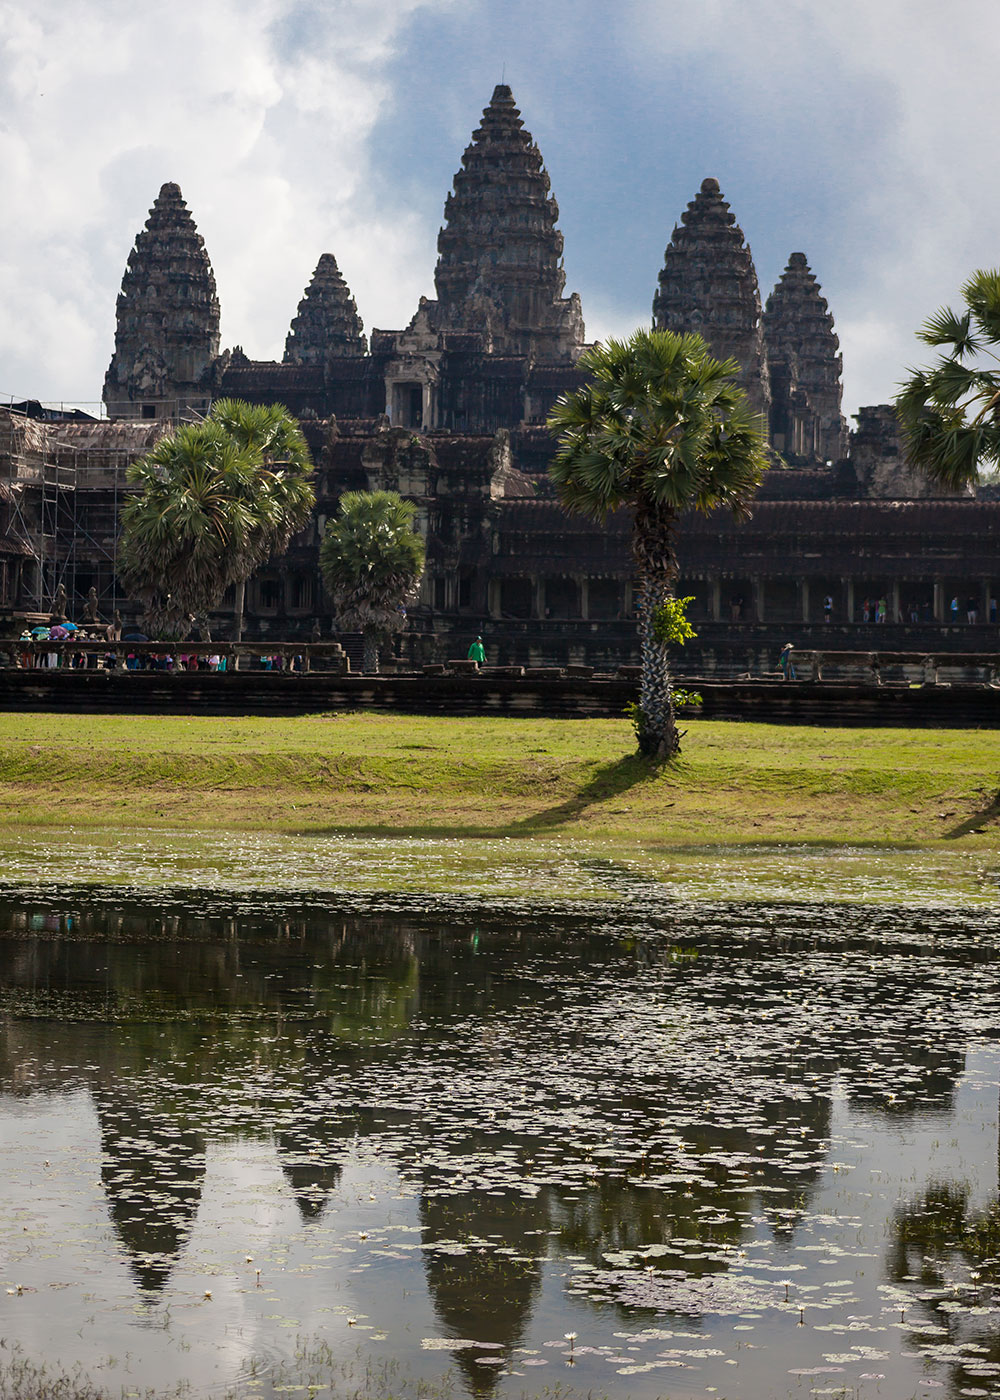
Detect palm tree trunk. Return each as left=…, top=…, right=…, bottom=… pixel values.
left=362, top=627, right=379, bottom=674
left=633, top=499, right=680, bottom=759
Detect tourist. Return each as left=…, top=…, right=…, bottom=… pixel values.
left=778, top=642, right=796, bottom=681
left=862, top=598, right=871, bottom=623
left=467, top=635, right=486, bottom=664
left=951, top=596, right=959, bottom=623
left=823, top=594, right=832, bottom=623
left=992, top=598, right=998, bottom=625
left=876, top=597, right=887, bottom=624
left=967, top=596, right=978, bottom=624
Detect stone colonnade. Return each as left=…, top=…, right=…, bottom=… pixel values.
left=487, top=574, right=633, bottom=621
left=681, top=574, right=998, bottom=625
left=483, top=572, right=999, bottom=625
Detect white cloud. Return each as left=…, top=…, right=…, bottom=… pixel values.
left=4, top=0, right=1000, bottom=418
left=620, top=0, right=1000, bottom=414
left=0, top=0, right=452, bottom=404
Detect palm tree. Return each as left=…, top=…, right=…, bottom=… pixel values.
left=206, top=399, right=314, bottom=641
left=119, top=401, right=314, bottom=640
left=548, top=329, right=768, bottom=758
left=319, top=491, right=425, bottom=673
left=119, top=421, right=253, bottom=637
left=896, top=268, right=1000, bottom=491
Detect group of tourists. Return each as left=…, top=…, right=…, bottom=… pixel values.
left=860, top=598, right=890, bottom=624
left=11, top=641, right=311, bottom=674
left=949, top=595, right=997, bottom=625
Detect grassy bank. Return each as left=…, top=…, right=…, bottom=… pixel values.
left=0, top=710, right=997, bottom=849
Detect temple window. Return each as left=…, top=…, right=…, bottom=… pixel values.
left=544, top=576, right=580, bottom=618
left=288, top=575, right=312, bottom=611
left=257, top=577, right=282, bottom=611
left=588, top=578, right=621, bottom=620
left=500, top=578, right=532, bottom=619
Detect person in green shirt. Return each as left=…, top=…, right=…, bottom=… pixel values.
left=467, top=636, right=486, bottom=664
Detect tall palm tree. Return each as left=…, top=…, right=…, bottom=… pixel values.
left=119, top=401, right=314, bottom=640
left=206, top=399, right=315, bottom=641
left=319, top=491, right=425, bottom=673
left=896, top=268, right=1000, bottom=491
left=548, top=329, right=768, bottom=758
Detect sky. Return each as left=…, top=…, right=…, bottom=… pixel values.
left=1, top=0, right=999, bottom=418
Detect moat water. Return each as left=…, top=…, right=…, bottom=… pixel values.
left=4, top=883, right=1000, bottom=1400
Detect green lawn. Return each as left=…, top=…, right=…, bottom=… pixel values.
left=0, top=711, right=996, bottom=849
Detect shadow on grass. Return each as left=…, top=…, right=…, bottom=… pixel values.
left=944, top=789, right=1000, bottom=840
left=506, top=753, right=663, bottom=833
left=289, top=753, right=664, bottom=839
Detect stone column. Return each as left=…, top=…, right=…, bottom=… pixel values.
left=579, top=576, right=590, bottom=621
left=752, top=576, right=765, bottom=623
left=800, top=578, right=810, bottom=623
left=488, top=578, right=501, bottom=618
left=421, top=381, right=437, bottom=430
left=711, top=577, right=721, bottom=622
left=624, top=580, right=634, bottom=617
left=982, top=576, right=991, bottom=622
left=844, top=578, right=855, bottom=623
left=533, top=576, right=545, bottom=620
left=891, top=580, right=901, bottom=624
left=933, top=579, right=945, bottom=623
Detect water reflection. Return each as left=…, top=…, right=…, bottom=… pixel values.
left=889, top=1182, right=1000, bottom=1395
left=2, top=888, right=1000, bottom=1398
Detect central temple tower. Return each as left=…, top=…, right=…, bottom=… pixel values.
left=431, top=83, right=584, bottom=361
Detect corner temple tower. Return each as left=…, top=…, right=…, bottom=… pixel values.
left=284, top=254, right=367, bottom=367
left=653, top=177, right=770, bottom=421
left=103, top=182, right=220, bottom=420
left=764, top=252, right=848, bottom=464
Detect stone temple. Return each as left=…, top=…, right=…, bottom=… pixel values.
left=3, top=84, right=999, bottom=668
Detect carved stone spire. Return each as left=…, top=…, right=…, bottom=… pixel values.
left=763, top=252, right=847, bottom=463
left=283, top=253, right=366, bottom=366
left=432, top=84, right=584, bottom=361
left=653, top=178, right=770, bottom=420
left=103, top=182, right=221, bottom=419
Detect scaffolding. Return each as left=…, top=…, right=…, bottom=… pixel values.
left=0, top=408, right=149, bottom=621
left=0, top=410, right=77, bottom=614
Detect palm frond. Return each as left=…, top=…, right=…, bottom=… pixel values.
left=547, top=327, right=768, bottom=528
left=917, top=307, right=979, bottom=356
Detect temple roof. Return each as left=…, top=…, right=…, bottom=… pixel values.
left=284, top=254, right=367, bottom=366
